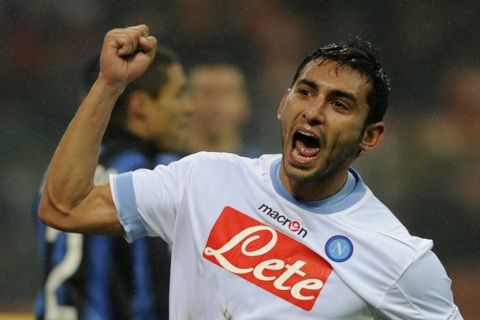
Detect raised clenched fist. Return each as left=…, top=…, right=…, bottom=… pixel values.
left=98, top=24, right=157, bottom=88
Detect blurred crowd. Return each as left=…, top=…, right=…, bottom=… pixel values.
left=1, top=0, right=479, bottom=314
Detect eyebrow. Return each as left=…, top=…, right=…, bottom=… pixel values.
left=297, top=78, right=358, bottom=105
left=297, top=79, right=319, bottom=91
left=328, top=89, right=358, bottom=105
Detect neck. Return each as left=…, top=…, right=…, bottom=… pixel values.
left=279, top=165, right=349, bottom=202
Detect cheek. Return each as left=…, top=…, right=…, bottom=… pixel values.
left=335, top=130, right=364, bottom=154
left=147, top=111, right=168, bottom=132
left=155, top=105, right=174, bottom=121
left=278, top=117, right=288, bottom=137
left=326, top=121, right=363, bottom=147
left=279, top=109, right=293, bottom=127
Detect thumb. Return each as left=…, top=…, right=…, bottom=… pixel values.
left=139, top=36, right=157, bottom=58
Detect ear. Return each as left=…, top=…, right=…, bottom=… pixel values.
left=359, top=122, right=385, bottom=152
left=276, top=89, right=291, bottom=120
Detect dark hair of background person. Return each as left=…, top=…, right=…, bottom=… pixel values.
left=83, top=46, right=180, bottom=130
left=290, top=38, right=391, bottom=126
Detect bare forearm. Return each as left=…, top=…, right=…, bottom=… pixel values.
left=39, top=25, right=157, bottom=233
left=46, top=78, right=125, bottom=213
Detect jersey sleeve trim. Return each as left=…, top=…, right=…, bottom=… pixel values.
left=110, top=172, right=147, bottom=243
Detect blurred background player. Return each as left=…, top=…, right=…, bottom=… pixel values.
left=33, top=46, right=190, bottom=320
left=187, top=61, right=259, bottom=156
left=403, top=62, right=480, bottom=262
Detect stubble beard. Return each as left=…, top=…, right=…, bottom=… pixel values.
left=280, top=130, right=363, bottom=186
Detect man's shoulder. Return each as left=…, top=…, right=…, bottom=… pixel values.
left=172, top=152, right=279, bottom=180
left=340, top=186, right=433, bottom=258
left=179, top=151, right=278, bottom=166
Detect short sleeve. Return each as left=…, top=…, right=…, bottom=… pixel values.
left=110, top=155, right=194, bottom=244
left=377, top=250, right=463, bottom=319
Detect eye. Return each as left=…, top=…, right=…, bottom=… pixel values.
left=297, top=88, right=311, bottom=96
left=332, top=101, right=350, bottom=112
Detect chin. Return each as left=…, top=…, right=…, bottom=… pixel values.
left=289, top=154, right=352, bottom=187
left=282, top=157, right=321, bottom=183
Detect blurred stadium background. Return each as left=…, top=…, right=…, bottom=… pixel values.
left=1, top=1, right=479, bottom=318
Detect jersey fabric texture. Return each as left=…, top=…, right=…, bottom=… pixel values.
left=34, top=127, right=178, bottom=320
left=111, top=152, right=462, bottom=320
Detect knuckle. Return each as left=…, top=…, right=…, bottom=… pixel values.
left=130, top=24, right=149, bottom=35
left=104, top=28, right=123, bottom=41
left=107, top=28, right=121, bottom=35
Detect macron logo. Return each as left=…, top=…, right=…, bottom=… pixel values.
left=258, top=204, right=308, bottom=238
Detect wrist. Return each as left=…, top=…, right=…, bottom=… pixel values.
left=94, top=73, right=128, bottom=98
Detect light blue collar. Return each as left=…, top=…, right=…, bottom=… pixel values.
left=270, top=158, right=367, bottom=214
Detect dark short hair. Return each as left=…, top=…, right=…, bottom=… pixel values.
left=83, top=46, right=180, bottom=126
left=290, top=39, right=391, bottom=125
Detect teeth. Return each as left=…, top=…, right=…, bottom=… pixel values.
left=298, top=130, right=315, bottom=138
left=293, top=148, right=315, bottom=160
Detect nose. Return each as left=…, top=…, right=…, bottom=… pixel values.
left=301, top=98, right=326, bottom=126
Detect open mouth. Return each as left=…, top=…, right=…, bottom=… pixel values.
left=292, top=130, right=321, bottom=160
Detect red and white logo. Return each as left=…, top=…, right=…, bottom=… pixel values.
left=203, top=206, right=333, bottom=311
left=288, top=220, right=301, bottom=232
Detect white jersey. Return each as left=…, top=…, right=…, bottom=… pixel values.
left=110, top=152, right=462, bottom=320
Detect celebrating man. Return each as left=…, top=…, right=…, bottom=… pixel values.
left=39, top=25, right=462, bottom=319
